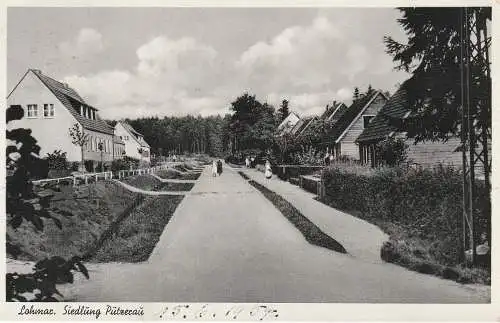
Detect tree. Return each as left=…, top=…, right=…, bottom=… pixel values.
left=353, top=87, right=360, bottom=101
left=278, top=99, right=290, bottom=122
left=6, top=105, right=88, bottom=301
left=384, top=7, right=491, bottom=144
left=69, top=123, right=88, bottom=172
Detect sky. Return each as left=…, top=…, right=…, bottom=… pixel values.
left=8, top=7, right=410, bottom=119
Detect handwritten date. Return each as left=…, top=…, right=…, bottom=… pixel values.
left=158, top=304, right=279, bottom=321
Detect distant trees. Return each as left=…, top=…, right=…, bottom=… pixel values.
left=228, top=93, right=277, bottom=154
left=353, top=87, right=360, bottom=101
left=118, top=115, right=228, bottom=157
left=277, top=99, right=290, bottom=122
left=367, top=84, right=374, bottom=95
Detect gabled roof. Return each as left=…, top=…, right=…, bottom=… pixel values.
left=118, top=121, right=150, bottom=148
left=289, top=118, right=308, bottom=136
left=322, top=91, right=385, bottom=144
left=296, top=116, right=318, bottom=137
left=326, top=102, right=348, bottom=123
left=320, top=101, right=345, bottom=121
left=356, top=87, right=409, bottom=143
left=277, top=111, right=300, bottom=131
left=28, top=69, right=114, bottom=135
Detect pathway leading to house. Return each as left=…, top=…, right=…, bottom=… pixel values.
left=46, top=164, right=488, bottom=303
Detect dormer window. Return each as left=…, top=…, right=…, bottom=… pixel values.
left=92, top=110, right=96, bottom=120
left=363, top=115, right=375, bottom=128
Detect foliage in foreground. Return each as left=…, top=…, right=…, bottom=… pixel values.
left=6, top=105, right=88, bottom=301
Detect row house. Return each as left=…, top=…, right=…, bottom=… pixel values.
left=115, top=121, right=151, bottom=163
left=356, top=84, right=463, bottom=168
left=319, top=91, right=388, bottom=159
left=7, top=69, right=144, bottom=166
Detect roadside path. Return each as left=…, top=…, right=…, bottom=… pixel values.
left=238, top=167, right=387, bottom=264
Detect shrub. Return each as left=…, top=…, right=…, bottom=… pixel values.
left=45, top=150, right=68, bottom=170
left=111, top=157, right=140, bottom=172
left=322, top=164, right=490, bottom=278
left=375, top=137, right=408, bottom=167
left=290, top=145, right=324, bottom=166
left=84, top=160, right=94, bottom=172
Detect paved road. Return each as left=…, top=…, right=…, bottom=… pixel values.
left=51, top=165, right=488, bottom=303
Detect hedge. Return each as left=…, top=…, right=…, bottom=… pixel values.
left=321, top=165, right=490, bottom=268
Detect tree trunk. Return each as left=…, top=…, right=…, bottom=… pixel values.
left=80, top=146, right=85, bottom=172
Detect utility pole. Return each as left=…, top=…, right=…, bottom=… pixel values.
left=460, top=7, right=491, bottom=266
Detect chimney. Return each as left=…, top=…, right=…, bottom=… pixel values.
left=32, top=69, right=41, bottom=74
left=63, top=83, right=69, bottom=88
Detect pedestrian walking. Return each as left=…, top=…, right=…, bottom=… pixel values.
left=245, top=156, right=250, bottom=168
left=265, top=160, right=272, bottom=179
left=217, top=159, right=223, bottom=176
left=324, top=152, right=331, bottom=166
left=212, top=160, right=218, bottom=177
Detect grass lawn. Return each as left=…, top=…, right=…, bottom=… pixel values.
left=7, top=181, right=140, bottom=261
left=238, top=172, right=346, bottom=254
left=157, top=169, right=201, bottom=180
left=91, top=195, right=184, bottom=263
left=153, top=182, right=195, bottom=192
left=121, top=174, right=161, bottom=190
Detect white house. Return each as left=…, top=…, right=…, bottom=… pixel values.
left=7, top=69, right=115, bottom=165
left=114, top=121, right=151, bottom=163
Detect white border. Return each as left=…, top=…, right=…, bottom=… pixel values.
left=1, top=1, right=498, bottom=322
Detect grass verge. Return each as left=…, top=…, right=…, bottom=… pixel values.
left=157, top=169, right=201, bottom=180
left=7, top=181, right=140, bottom=261
left=238, top=171, right=346, bottom=254
left=91, top=195, right=184, bottom=263
left=122, top=174, right=160, bottom=190
left=153, top=182, right=195, bottom=191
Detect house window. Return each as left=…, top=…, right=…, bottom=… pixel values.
left=43, top=104, right=55, bottom=118
left=363, top=115, right=375, bottom=128
left=27, top=104, right=38, bottom=118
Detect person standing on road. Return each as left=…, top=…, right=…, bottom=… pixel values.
left=212, top=160, right=218, bottom=177
left=245, top=156, right=250, bottom=168
left=265, top=160, right=273, bottom=179
left=217, top=159, right=223, bottom=176
left=324, top=152, right=331, bottom=166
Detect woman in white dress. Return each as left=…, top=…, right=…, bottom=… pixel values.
left=265, top=160, right=272, bottom=179
left=212, top=160, right=218, bottom=177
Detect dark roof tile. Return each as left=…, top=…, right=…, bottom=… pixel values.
left=32, top=69, right=114, bottom=135
left=356, top=87, right=409, bottom=143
